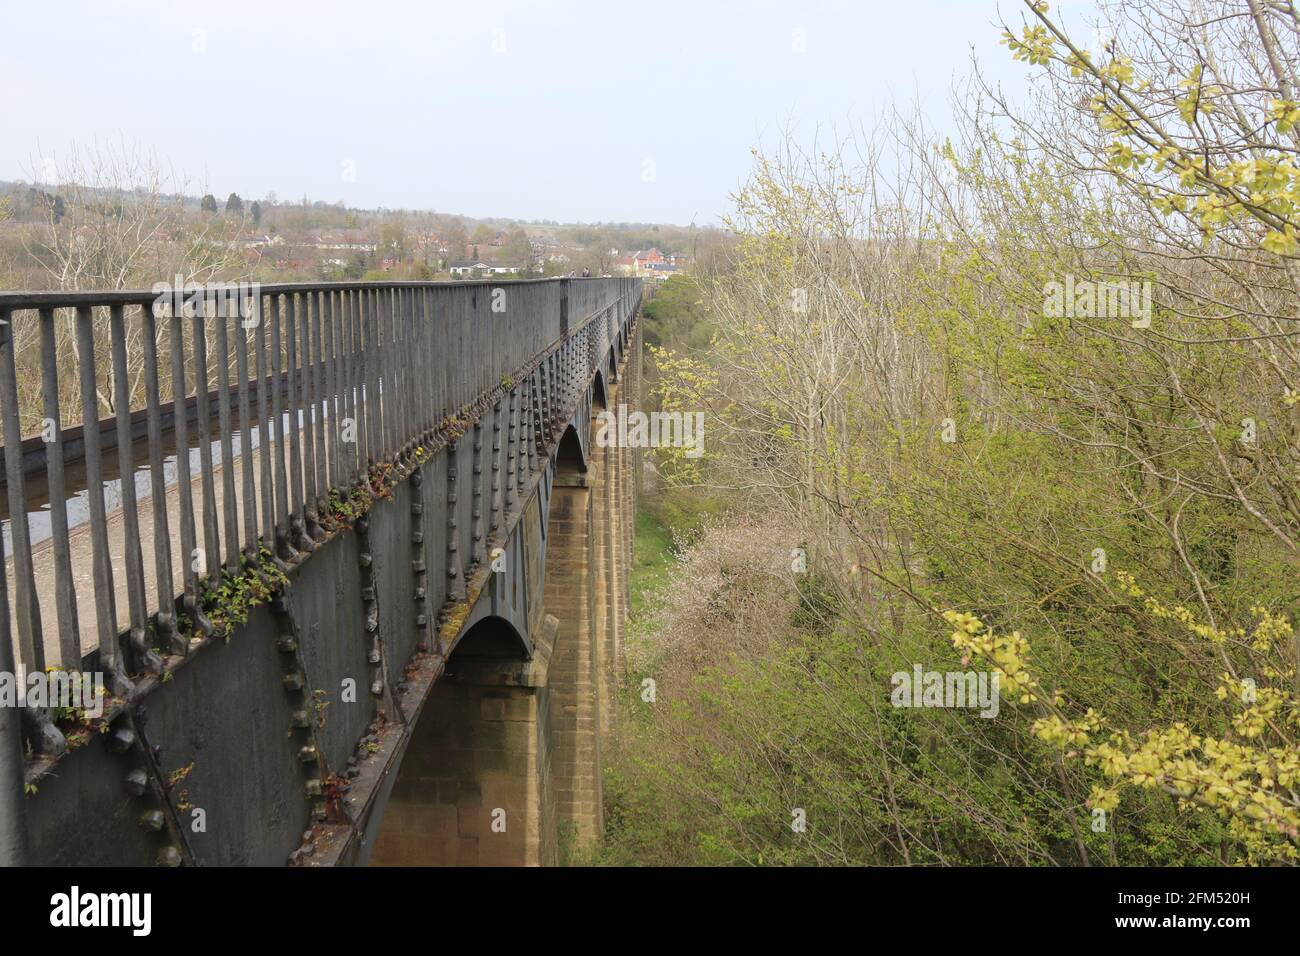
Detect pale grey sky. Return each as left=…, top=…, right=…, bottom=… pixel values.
left=0, top=0, right=1077, bottom=225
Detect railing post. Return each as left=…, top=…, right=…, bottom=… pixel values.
left=213, top=303, right=241, bottom=574
left=233, top=300, right=257, bottom=562
left=400, top=287, right=414, bottom=452
left=110, top=305, right=154, bottom=671
left=284, top=293, right=312, bottom=551
left=308, top=290, right=328, bottom=528
left=77, top=306, right=130, bottom=697
left=342, top=289, right=358, bottom=485
left=420, top=288, right=435, bottom=438
left=324, top=289, right=340, bottom=489
left=37, top=308, right=81, bottom=669
left=302, top=291, right=323, bottom=538
left=378, top=289, right=393, bottom=460
left=0, top=548, right=27, bottom=866
left=354, top=291, right=370, bottom=475
left=268, top=294, right=297, bottom=562
left=140, top=304, right=183, bottom=655
left=191, top=304, right=223, bottom=585
left=0, top=314, right=45, bottom=674
left=255, top=292, right=276, bottom=557
left=362, top=289, right=379, bottom=473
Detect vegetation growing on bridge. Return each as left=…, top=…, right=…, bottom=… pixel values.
left=190, top=545, right=290, bottom=641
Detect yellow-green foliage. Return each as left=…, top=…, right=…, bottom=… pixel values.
left=599, top=0, right=1300, bottom=867
left=947, top=594, right=1299, bottom=865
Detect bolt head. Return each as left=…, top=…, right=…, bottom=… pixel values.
left=157, top=846, right=183, bottom=868
left=124, top=769, right=149, bottom=797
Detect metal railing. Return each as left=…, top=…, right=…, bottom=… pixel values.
left=0, top=276, right=638, bottom=752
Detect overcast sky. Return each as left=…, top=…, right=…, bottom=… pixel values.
left=0, top=0, right=1070, bottom=225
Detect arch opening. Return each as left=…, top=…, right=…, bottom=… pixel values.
left=449, top=615, right=529, bottom=662
left=369, top=614, right=545, bottom=867
left=555, top=423, right=586, bottom=475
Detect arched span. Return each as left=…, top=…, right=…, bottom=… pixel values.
left=449, top=614, right=529, bottom=662
left=556, top=422, right=586, bottom=474
left=591, top=368, right=608, bottom=411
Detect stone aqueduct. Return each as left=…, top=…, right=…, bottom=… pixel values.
left=0, top=276, right=644, bottom=866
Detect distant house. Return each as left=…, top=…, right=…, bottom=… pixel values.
left=217, top=232, right=282, bottom=251
left=241, top=233, right=282, bottom=248
left=635, top=248, right=666, bottom=271
left=311, top=228, right=376, bottom=252
left=618, top=248, right=683, bottom=277
left=449, top=260, right=521, bottom=277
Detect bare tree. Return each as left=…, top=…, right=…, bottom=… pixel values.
left=19, top=140, right=250, bottom=422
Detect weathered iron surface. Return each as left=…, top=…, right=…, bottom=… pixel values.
left=0, top=276, right=641, bottom=865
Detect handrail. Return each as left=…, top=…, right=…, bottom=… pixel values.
left=0, top=275, right=616, bottom=310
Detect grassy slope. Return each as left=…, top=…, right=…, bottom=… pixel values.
left=628, top=505, right=675, bottom=623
